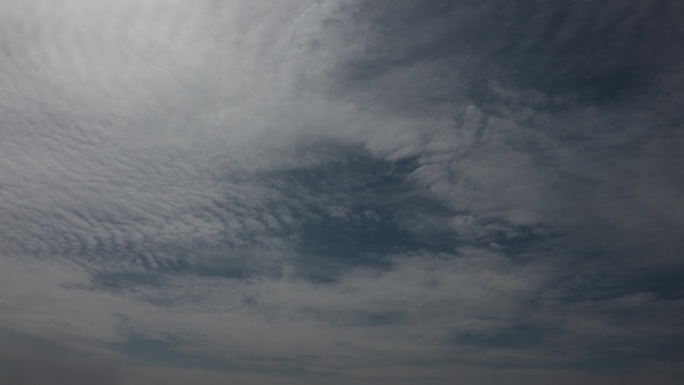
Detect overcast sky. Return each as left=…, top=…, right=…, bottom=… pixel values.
left=1, top=1, right=683, bottom=384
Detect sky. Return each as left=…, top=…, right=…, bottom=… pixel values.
left=1, top=1, right=683, bottom=384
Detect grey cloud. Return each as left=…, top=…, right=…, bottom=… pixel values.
left=338, top=0, right=682, bottom=105
left=331, top=0, right=684, bottom=269
left=0, top=329, right=121, bottom=385
left=1, top=0, right=683, bottom=384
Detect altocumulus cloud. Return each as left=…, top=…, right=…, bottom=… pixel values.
left=1, top=1, right=684, bottom=384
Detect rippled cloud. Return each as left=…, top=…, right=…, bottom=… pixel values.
left=1, top=1, right=683, bottom=384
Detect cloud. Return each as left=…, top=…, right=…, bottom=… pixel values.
left=0, top=0, right=683, bottom=384
left=0, top=328, right=121, bottom=385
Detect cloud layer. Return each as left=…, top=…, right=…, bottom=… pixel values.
left=1, top=1, right=683, bottom=384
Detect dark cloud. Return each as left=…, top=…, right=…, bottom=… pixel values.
left=340, top=0, right=684, bottom=106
